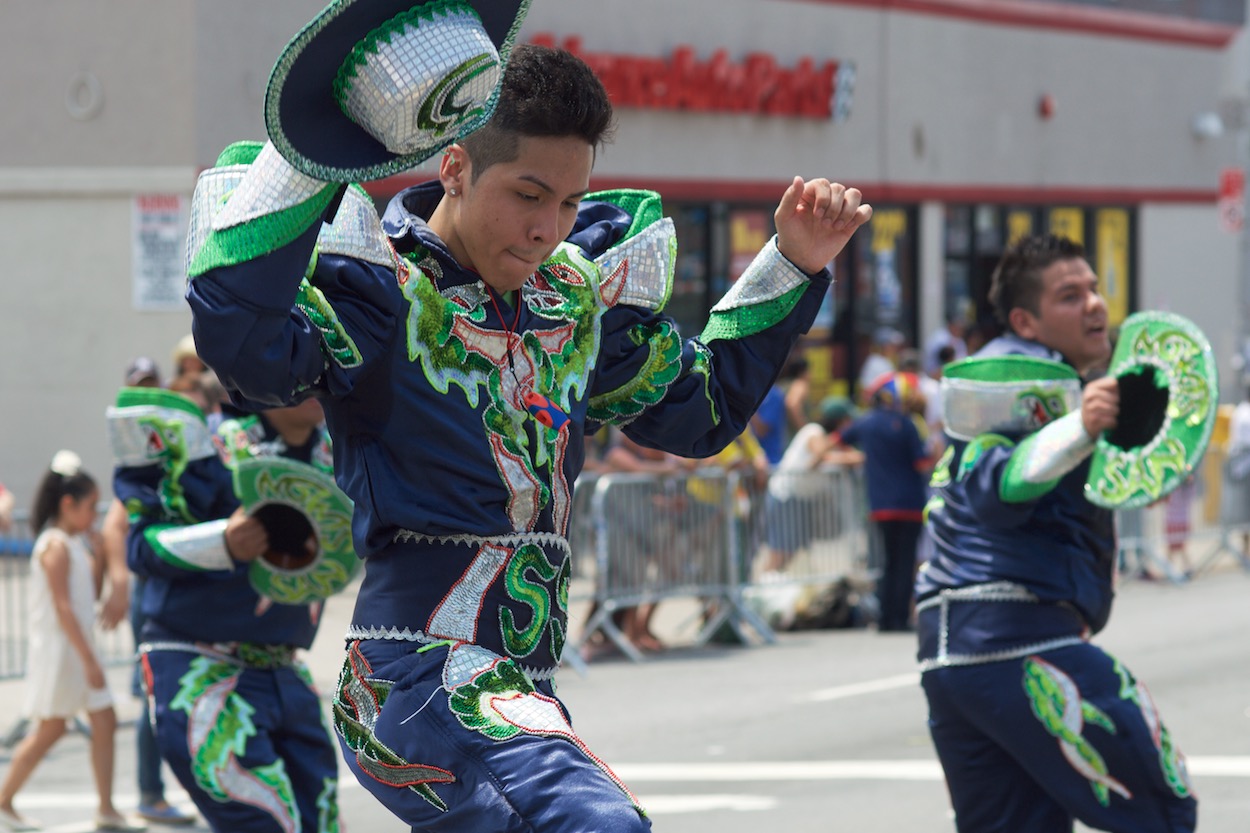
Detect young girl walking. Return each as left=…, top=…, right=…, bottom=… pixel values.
left=0, top=451, right=141, bottom=832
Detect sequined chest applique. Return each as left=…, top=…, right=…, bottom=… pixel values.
left=397, top=243, right=603, bottom=533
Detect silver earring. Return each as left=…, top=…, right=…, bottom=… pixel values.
left=448, top=188, right=458, bottom=196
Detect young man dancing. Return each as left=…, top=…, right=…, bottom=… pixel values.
left=185, top=2, right=871, bottom=829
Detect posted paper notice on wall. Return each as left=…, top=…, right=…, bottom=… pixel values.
left=132, top=193, right=189, bottom=311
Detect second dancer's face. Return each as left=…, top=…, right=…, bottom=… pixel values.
left=1012, top=257, right=1111, bottom=375
left=444, top=135, right=594, bottom=293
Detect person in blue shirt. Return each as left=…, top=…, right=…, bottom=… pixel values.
left=839, top=372, right=929, bottom=631
left=916, top=234, right=1195, bottom=833
left=180, top=9, right=873, bottom=831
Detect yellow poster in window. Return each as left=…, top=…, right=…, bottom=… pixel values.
left=1006, top=210, right=1034, bottom=247
left=1094, top=209, right=1129, bottom=327
left=871, top=208, right=907, bottom=254
left=1048, top=207, right=1084, bottom=244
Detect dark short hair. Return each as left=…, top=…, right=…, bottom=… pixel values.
left=988, top=234, right=1086, bottom=330
left=460, top=44, right=615, bottom=180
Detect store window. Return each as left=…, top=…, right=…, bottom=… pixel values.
left=943, top=204, right=1137, bottom=352
left=667, top=203, right=713, bottom=334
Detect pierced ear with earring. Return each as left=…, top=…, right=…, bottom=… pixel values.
left=448, top=187, right=458, bottom=196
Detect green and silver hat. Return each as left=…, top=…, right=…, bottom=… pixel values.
left=232, top=457, right=359, bottom=604
left=1085, top=311, right=1218, bottom=509
left=265, top=0, right=530, bottom=182
left=941, top=355, right=1082, bottom=442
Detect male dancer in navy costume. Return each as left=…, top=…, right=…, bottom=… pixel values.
left=110, top=388, right=340, bottom=832
left=916, top=234, right=1196, bottom=832
left=182, top=2, right=872, bottom=826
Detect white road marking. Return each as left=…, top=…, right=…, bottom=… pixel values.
left=617, top=757, right=1250, bottom=782
left=638, top=794, right=778, bottom=814
left=799, top=672, right=920, bottom=703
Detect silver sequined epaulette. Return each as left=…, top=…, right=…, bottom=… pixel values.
left=594, top=217, right=677, bottom=311
left=184, top=162, right=249, bottom=279
left=187, top=158, right=395, bottom=277
left=317, top=186, right=397, bottom=270
left=710, top=236, right=807, bottom=312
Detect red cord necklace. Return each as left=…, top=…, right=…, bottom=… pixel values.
left=484, top=285, right=569, bottom=431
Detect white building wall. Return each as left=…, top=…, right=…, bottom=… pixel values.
left=1138, top=203, right=1243, bottom=402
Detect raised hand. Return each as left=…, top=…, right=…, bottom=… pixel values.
left=774, top=176, right=872, bottom=275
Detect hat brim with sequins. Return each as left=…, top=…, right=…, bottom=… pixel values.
left=1085, top=311, right=1218, bottom=510
left=265, top=0, right=530, bottom=183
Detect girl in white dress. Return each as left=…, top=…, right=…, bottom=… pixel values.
left=0, top=451, right=139, bottom=832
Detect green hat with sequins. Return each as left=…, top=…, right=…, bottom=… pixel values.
left=232, top=456, right=359, bottom=604
left=265, top=0, right=530, bottom=183
left=1085, top=311, right=1218, bottom=509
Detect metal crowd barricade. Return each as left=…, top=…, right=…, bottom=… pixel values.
left=567, top=465, right=875, bottom=662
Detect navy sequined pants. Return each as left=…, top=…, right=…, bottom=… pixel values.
left=334, top=639, right=651, bottom=833
left=922, top=644, right=1196, bottom=833
left=142, top=647, right=340, bottom=832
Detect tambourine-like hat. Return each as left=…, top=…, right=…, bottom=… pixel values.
left=232, top=457, right=359, bottom=604
left=265, top=0, right=530, bottom=182
left=941, top=355, right=1083, bottom=442
left=1085, top=311, right=1218, bottom=509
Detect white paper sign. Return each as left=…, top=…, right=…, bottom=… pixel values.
left=132, top=193, right=189, bottom=311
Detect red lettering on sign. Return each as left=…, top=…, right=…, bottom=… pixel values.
left=530, top=35, right=839, bottom=120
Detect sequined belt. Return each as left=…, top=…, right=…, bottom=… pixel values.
left=915, top=582, right=1088, bottom=673
left=139, top=639, right=298, bottom=669
left=347, top=530, right=573, bottom=681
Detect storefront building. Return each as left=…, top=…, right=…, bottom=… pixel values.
left=0, top=0, right=1246, bottom=496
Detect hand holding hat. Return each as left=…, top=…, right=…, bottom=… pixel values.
left=265, top=0, right=531, bottom=182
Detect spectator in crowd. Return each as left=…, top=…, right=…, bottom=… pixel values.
left=858, top=326, right=904, bottom=394
left=751, top=365, right=791, bottom=466
left=924, top=313, right=968, bottom=376
left=592, top=431, right=686, bottom=656
left=0, top=452, right=142, bottom=832
left=123, top=356, right=161, bottom=389
left=1227, top=383, right=1250, bottom=556
left=0, top=483, right=14, bottom=536
left=170, top=334, right=207, bottom=381
left=1161, top=475, right=1197, bottom=578
left=762, top=397, right=863, bottom=576
left=839, top=373, right=929, bottom=632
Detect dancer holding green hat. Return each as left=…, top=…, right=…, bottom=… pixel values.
left=917, top=234, right=1211, bottom=832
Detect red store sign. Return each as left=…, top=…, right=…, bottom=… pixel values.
left=529, top=34, right=854, bottom=121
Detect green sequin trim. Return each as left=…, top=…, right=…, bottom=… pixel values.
left=1022, top=657, right=1125, bottom=808
left=188, top=184, right=340, bottom=278
left=929, top=445, right=954, bottom=490
left=956, top=434, right=1013, bottom=483
left=699, top=284, right=807, bottom=343
left=1113, top=660, right=1192, bottom=799
left=1001, top=432, right=1064, bottom=504
left=332, top=1, right=479, bottom=111
left=448, top=659, right=535, bottom=741
left=116, top=386, right=206, bottom=422
left=215, top=140, right=265, bottom=167
left=143, top=523, right=219, bottom=572
left=171, top=657, right=300, bottom=821
left=586, top=320, right=683, bottom=424
left=499, top=544, right=569, bottom=660
left=296, top=276, right=364, bottom=369
left=585, top=189, right=664, bottom=242
left=332, top=645, right=452, bottom=811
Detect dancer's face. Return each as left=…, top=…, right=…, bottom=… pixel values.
left=1011, top=257, right=1111, bottom=375
left=440, top=135, right=593, bottom=293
